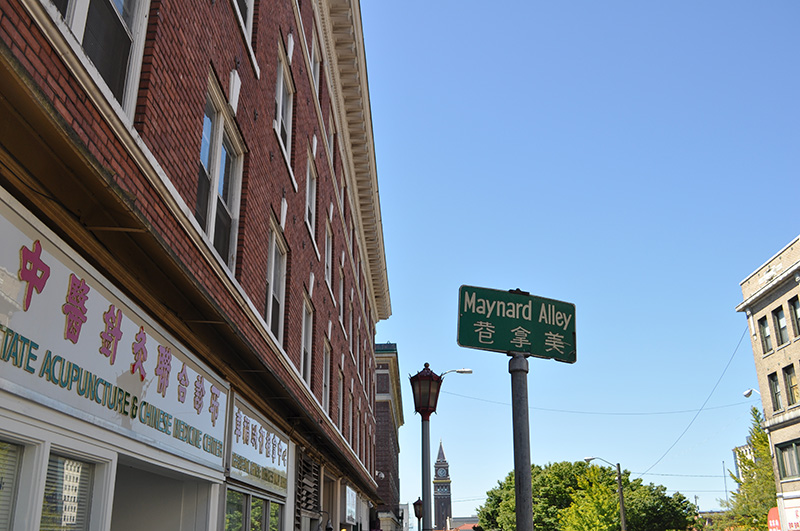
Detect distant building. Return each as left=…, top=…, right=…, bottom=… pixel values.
left=447, top=516, right=480, bottom=531
left=732, top=442, right=754, bottom=480
left=434, top=441, right=452, bottom=531
left=375, top=343, right=404, bottom=531
left=737, top=236, right=800, bottom=529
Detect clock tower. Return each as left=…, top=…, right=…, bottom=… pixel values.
left=433, top=441, right=452, bottom=530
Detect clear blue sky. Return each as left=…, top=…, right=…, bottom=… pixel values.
left=361, top=1, right=800, bottom=518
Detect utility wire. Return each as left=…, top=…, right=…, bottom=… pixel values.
left=440, top=390, right=753, bottom=416
left=637, top=325, right=749, bottom=478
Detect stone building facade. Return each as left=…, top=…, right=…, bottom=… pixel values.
left=737, top=236, right=800, bottom=530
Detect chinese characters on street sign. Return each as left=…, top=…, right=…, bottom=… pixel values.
left=457, top=285, right=576, bottom=363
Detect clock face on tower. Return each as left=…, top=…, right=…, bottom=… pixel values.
left=437, top=468, right=447, bottom=478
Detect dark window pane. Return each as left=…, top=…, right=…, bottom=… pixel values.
left=52, top=0, right=68, bottom=17
left=214, top=197, right=232, bottom=261
left=82, top=0, right=132, bottom=102
left=195, top=164, right=211, bottom=229
left=237, top=0, right=248, bottom=25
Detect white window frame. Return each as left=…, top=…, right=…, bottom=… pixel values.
left=309, top=25, right=321, bottom=98
left=326, top=105, right=336, bottom=168
left=300, top=297, right=313, bottom=385
left=338, top=268, right=344, bottom=324
left=337, top=369, right=344, bottom=431
left=48, top=0, right=149, bottom=115
left=265, top=225, right=288, bottom=344
left=274, top=51, right=295, bottom=171
left=196, top=76, right=245, bottom=269
left=322, top=342, right=331, bottom=414
left=305, top=156, right=317, bottom=242
left=324, top=222, right=333, bottom=289
left=232, top=0, right=255, bottom=45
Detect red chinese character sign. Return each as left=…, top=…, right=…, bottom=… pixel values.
left=0, top=190, right=228, bottom=467
left=769, top=507, right=781, bottom=531
left=457, top=285, right=576, bottom=363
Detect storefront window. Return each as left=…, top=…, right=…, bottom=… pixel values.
left=0, top=440, right=22, bottom=528
left=226, top=488, right=283, bottom=531
left=226, top=489, right=246, bottom=531
left=40, top=454, right=94, bottom=530
left=270, top=502, right=281, bottom=531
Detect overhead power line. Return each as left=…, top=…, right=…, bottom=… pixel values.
left=440, top=391, right=753, bottom=416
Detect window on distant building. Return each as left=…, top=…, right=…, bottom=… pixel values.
left=310, top=26, right=321, bottom=97
left=778, top=440, right=800, bottom=479
left=40, top=454, right=94, bottom=528
left=301, top=298, right=313, bottom=385
left=305, top=158, right=317, bottom=240
left=322, top=342, right=331, bottom=414
left=759, top=317, right=773, bottom=354
left=790, top=296, right=800, bottom=337
left=786, top=364, right=799, bottom=407
left=337, top=369, right=344, bottom=430
left=774, top=307, right=789, bottom=346
left=769, top=372, right=783, bottom=412
left=195, top=81, right=245, bottom=268
left=265, top=226, right=287, bottom=343
left=325, top=223, right=333, bottom=289
left=51, top=0, right=147, bottom=112
left=274, top=55, right=294, bottom=160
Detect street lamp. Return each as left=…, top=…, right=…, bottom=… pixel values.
left=743, top=388, right=761, bottom=398
left=409, top=363, right=471, bottom=531
left=584, top=456, right=627, bottom=531
left=413, top=497, right=423, bottom=531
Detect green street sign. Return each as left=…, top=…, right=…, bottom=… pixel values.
left=457, top=285, right=576, bottom=363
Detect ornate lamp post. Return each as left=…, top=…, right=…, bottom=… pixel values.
left=413, top=497, right=423, bottom=531
left=584, top=456, right=627, bottom=531
left=409, top=364, right=471, bottom=531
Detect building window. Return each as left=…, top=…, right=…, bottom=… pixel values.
left=759, top=317, right=773, bottom=354
left=195, top=82, right=245, bottom=268
left=786, top=364, right=800, bottom=407
left=769, top=372, right=783, bottom=412
left=774, top=307, right=789, bottom=346
left=790, top=296, right=800, bottom=337
left=310, top=27, right=321, bottom=97
left=265, top=227, right=287, bottom=343
left=40, top=453, right=94, bottom=529
left=301, top=298, right=313, bottom=385
left=234, top=0, right=255, bottom=44
left=778, top=441, right=800, bottom=479
left=338, top=269, right=344, bottom=323
left=324, top=223, right=333, bottom=288
left=225, top=488, right=283, bottom=531
left=326, top=106, right=336, bottom=169
left=305, top=159, right=317, bottom=239
left=322, top=342, right=331, bottom=414
left=0, top=440, right=22, bottom=528
left=274, top=58, right=294, bottom=159
left=337, top=370, right=344, bottom=430
left=52, top=0, right=147, bottom=111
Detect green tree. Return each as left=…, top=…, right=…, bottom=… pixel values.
left=560, top=466, right=618, bottom=531
left=478, top=460, right=696, bottom=531
left=719, top=406, right=776, bottom=530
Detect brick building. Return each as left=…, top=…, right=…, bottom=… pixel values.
left=0, top=0, right=390, bottom=529
left=737, top=236, right=800, bottom=529
left=375, top=342, right=404, bottom=531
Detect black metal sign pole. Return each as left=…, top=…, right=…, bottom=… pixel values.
left=509, top=352, right=533, bottom=531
